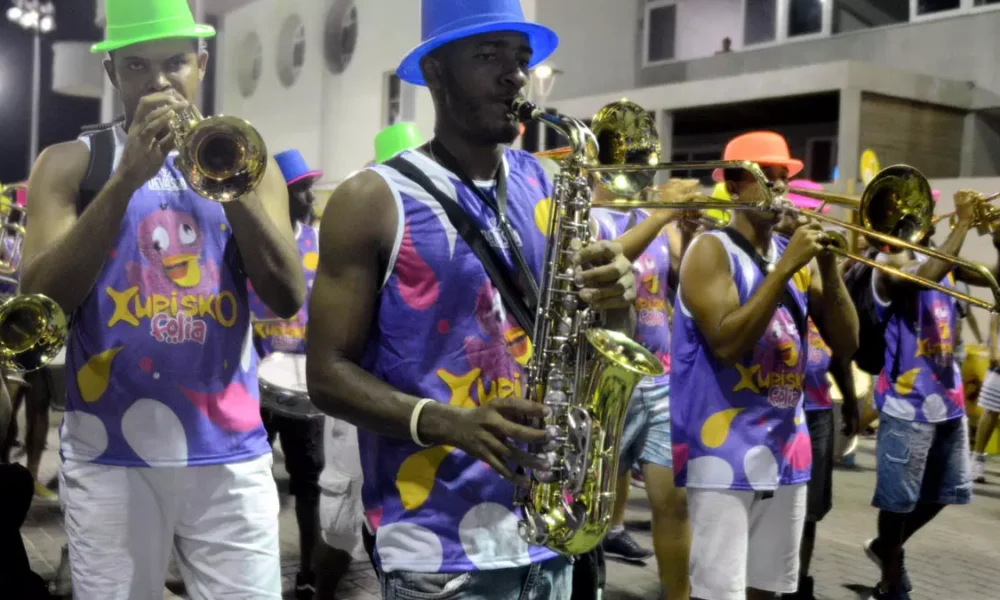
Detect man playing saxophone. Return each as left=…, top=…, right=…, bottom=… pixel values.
left=306, top=1, right=637, bottom=598
left=671, top=131, right=858, bottom=600
left=20, top=1, right=305, bottom=597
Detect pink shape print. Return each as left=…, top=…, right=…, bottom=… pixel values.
left=671, top=442, right=689, bottom=474
left=782, top=431, right=813, bottom=471
left=179, top=382, right=262, bottom=432
left=139, top=356, right=153, bottom=372
left=394, top=223, right=439, bottom=310
left=366, top=506, right=383, bottom=531
left=947, top=383, right=965, bottom=408
left=876, top=371, right=890, bottom=395
left=437, top=320, right=450, bottom=334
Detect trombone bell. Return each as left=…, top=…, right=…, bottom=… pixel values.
left=0, top=294, right=68, bottom=373
left=170, top=106, right=268, bottom=203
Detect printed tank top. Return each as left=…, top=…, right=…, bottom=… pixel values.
left=629, top=210, right=671, bottom=387
left=360, top=148, right=556, bottom=573
left=248, top=223, right=318, bottom=357
left=671, top=231, right=811, bottom=491
left=60, top=127, right=268, bottom=467
left=803, top=318, right=833, bottom=411
left=874, top=267, right=964, bottom=422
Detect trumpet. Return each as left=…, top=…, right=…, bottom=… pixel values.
left=0, top=294, right=67, bottom=372
left=579, top=101, right=1000, bottom=313
left=169, top=105, right=268, bottom=202
left=930, top=191, right=1000, bottom=234
left=0, top=183, right=26, bottom=287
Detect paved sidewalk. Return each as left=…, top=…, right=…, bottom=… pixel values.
left=17, top=413, right=1000, bottom=599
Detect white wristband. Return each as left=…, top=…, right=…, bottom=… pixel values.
left=410, top=398, right=436, bottom=448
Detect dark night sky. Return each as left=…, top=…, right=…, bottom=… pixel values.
left=0, top=0, right=102, bottom=184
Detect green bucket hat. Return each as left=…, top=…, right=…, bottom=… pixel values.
left=375, top=123, right=423, bottom=164
left=91, top=0, right=216, bottom=54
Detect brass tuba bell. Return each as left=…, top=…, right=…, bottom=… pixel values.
left=169, top=105, right=268, bottom=203
left=0, top=294, right=67, bottom=373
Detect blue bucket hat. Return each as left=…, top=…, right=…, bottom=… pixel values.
left=397, top=0, right=559, bottom=86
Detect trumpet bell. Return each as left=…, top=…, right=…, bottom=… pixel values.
left=172, top=108, right=268, bottom=203
left=0, top=294, right=67, bottom=372
left=860, top=165, right=934, bottom=248
left=590, top=101, right=661, bottom=198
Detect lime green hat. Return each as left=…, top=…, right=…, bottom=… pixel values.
left=92, top=0, right=216, bottom=54
left=375, top=123, right=423, bottom=164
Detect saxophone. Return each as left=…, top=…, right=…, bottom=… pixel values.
left=511, top=98, right=665, bottom=556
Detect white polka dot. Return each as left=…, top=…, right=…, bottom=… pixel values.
left=686, top=455, right=735, bottom=488
left=458, top=502, right=532, bottom=569
left=743, top=445, right=779, bottom=490
left=153, top=372, right=160, bottom=380
left=121, top=399, right=189, bottom=465
left=922, top=394, right=948, bottom=422
left=375, top=522, right=444, bottom=571
left=883, top=396, right=917, bottom=420
left=241, top=327, right=254, bottom=372
left=60, top=411, right=109, bottom=460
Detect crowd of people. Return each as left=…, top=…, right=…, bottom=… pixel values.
left=1, top=0, right=998, bottom=599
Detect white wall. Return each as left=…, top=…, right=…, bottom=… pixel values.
left=216, top=0, right=546, bottom=183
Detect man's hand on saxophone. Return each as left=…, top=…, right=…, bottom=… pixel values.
left=573, top=239, right=638, bottom=309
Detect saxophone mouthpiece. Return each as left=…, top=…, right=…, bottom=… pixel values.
left=511, top=97, right=541, bottom=123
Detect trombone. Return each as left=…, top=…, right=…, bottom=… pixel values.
left=169, top=105, right=268, bottom=203
left=571, top=99, right=1000, bottom=313
left=930, top=192, right=1000, bottom=234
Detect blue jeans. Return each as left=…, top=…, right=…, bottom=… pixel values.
left=379, top=557, right=573, bottom=600
left=872, top=412, right=973, bottom=513
left=618, top=383, right=671, bottom=476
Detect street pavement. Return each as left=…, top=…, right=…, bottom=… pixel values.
left=17, top=412, right=1000, bottom=599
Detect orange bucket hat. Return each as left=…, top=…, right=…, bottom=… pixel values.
left=712, top=131, right=803, bottom=183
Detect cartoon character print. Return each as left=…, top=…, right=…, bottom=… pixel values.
left=755, top=311, right=803, bottom=409
left=918, top=298, right=954, bottom=369
left=125, top=205, right=220, bottom=296
left=807, top=320, right=831, bottom=369
left=635, top=254, right=666, bottom=329
left=463, top=282, right=532, bottom=391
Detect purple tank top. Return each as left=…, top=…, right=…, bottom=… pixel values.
left=0, top=236, right=18, bottom=296
left=629, top=210, right=671, bottom=385
left=248, top=223, right=318, bottom=356
left=874, top=270, right=964, bottom=422
left=804, top=318, right=833, bottom=411
left=359, top=149, right=556, bottom=573
left=60, top=146, right=267, bottom=467
left=670, top=231, right=811, bottom=491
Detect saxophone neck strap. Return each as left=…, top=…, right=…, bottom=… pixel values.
left=384, top=155, right=537, bottom=335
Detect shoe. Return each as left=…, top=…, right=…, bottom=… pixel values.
left=48, top=544, right=72, bottom=597
left=871, top=582, right=912, bottom=599
left=34, top=479, right=58, bottom=501
left=295, top=571, right=317, bottom=600
left=971, top=453, right=987, bottom=483
left=601, top=529, right=653, bottom=561
left=863, top=538, right=912, bottom=593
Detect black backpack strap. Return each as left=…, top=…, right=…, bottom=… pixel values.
left=721, top=228, right=806, bottom=338
left=384, top=156, right=536, bottom=335
left=77, top=122, right=119, bottom=215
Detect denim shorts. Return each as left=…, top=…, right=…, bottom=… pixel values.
left=379, top=557, right=573, bottom=600
left=872, top=412, right=973, bottom=513
left=618, top=382, right=671, bottom=475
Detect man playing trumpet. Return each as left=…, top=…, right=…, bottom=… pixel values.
left=21, top=0, right=305, bottom=597
left=671, top=131, right=859, bottom=600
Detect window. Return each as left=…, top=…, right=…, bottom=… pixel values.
left=744, top=0, right=777, bottom=44
left=915, top=0, right=960, bottom=15
left=974, top=0, right=1000, bottom=5
left=788, top=0, right=824, bottom=36
left=383, top=72, right=401, bottom=127
left=671, top=149, right=723, bottom=185
left=806, top=138, right=837, bottom=182
left=833, top=0, right=908, bottom=34
left=644, top=1, right=677, bottom=64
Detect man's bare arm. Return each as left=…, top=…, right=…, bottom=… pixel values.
left=224, top=156, right=305, bottom=318
left=21, top=141, right=142, bottom=313
left=679, top=235, right=796, bottom=366
left=874, top=223, right=971, bottom=301
left=305, top=172, right=458, bottom=444
left=807, top=255, right=860, bottom=358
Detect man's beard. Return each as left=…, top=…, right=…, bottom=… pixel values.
left=443, top=80, right=520, bottom=145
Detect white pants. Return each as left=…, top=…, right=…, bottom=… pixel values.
left=318, top=416, right=365, bottom=555
left=687, top=485, right=807, bottom=600
left=59, top=454, right=281, bottom=600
